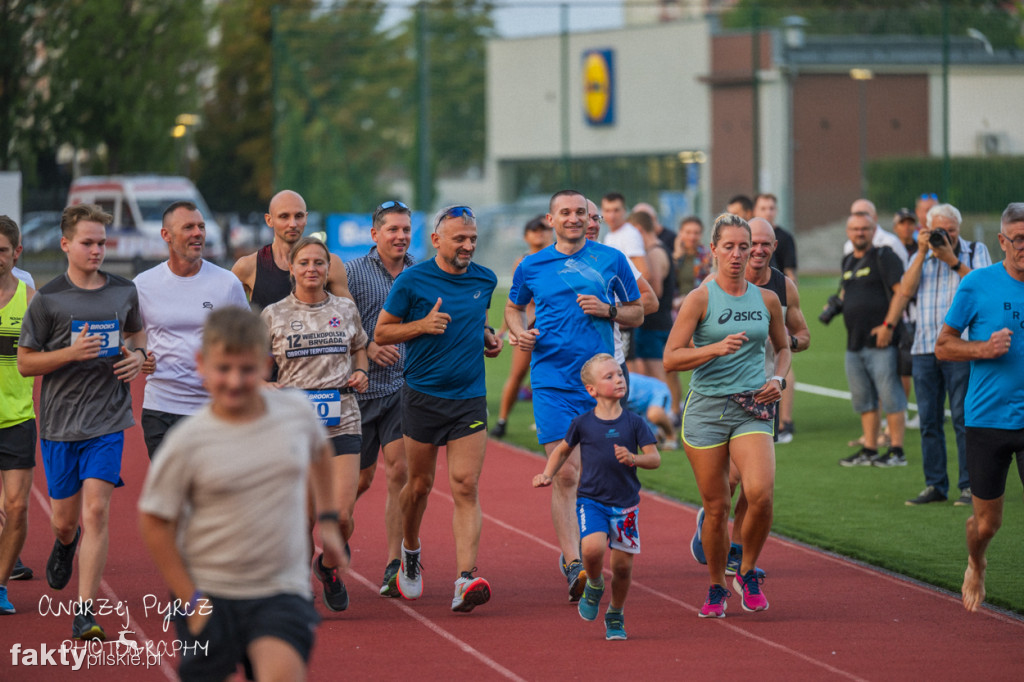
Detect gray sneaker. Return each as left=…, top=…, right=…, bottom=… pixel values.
left=954, top=488, right=973, bottom=507
left=872, top=450, right=907, bottom=468
left=839, top=448, right=875, bottom=467
left=906, top=486, right=947, bottom=506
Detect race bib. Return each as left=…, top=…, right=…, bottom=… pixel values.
left=305, top=389, right=341, bottom=426
left=70, top=319, right=121, bottom=358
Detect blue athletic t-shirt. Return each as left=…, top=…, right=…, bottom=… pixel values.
left=383, top=258, right=497, bottom=399
left=944, top=263, right=1024, bottom=429
left=565, top=409, right=656, bottom=508
left=510, top=241, right=640, bottom=390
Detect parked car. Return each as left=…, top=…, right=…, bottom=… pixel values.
left=19, top=211, right=63, bottom=252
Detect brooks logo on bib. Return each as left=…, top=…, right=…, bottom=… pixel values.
left=70, top=318, right=121, bottom=358
left=305, top=389, right=341, bottom=426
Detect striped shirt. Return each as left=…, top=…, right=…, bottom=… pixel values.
left=912, top=237, right=991, bottom=355
left=345, top=247, right=415, bottom=400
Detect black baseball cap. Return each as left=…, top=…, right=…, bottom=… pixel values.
left=895, top=208, right=916, bottom=222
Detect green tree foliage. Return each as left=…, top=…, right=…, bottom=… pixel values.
left=724, top=1, right=1022, bottom=48
left=0, top=1, right=49, bottom=172
left=40, top=0, right=208, bottom=174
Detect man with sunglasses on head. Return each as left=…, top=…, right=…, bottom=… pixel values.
left=344, top=200, right=415, bottom=598
left=375, top=205, right=502, bottom=613
left=232, top=189, right=353, bottom=309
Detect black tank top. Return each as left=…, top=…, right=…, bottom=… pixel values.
left=251, top=244, right=292, bottom=310
left=641, top=243, right=676, bottom=331
left=757, top=267, right=788, bottom=308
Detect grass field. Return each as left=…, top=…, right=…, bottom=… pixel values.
left=485, top=276, right=1024, bottom=615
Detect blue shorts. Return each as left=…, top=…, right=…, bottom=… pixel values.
left=577, top=497, right=641, bottom=554
left=844, top=347, right=907, bottom=415
left=41, top=432, right=125, bottom=500
left=633, top=328, right=670, bottom=360
left=532, top=387, right=596, bottom=445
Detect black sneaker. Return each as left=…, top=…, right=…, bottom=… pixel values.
left=10, top=557, right=33, bottom=581
left=565, top=559, right=586, bottom=602
left=379, top=559, right=401, bottom=598
left=72, top=611, right=106, bottom=641
left=47, top=527, right=81, bottom=590
left=905, top=486, right=947, bottom=506
left=871, top=450, right=907, bottom=468
left=839, top=448, right=876, bottom=467
left=954, top=488, right=973, bottom=507
left=314, top=554, right=349, bottom=612
left=489, top=420, right=507, bottom=438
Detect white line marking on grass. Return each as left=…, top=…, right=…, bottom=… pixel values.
left=795, top=381, right=951, bottom=417
left=30, top=485, right=178, bottom=681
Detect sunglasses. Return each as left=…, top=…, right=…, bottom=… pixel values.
left=919, top=193, right=938, bottom=201
left=434, top=205, right=474, bottom=230
left=373, top=200, right=409, bottom=220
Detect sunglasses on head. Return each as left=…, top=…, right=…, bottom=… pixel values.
left=919, top=193, right=938, bottom=201
left=373, top=200, right=409, bottom=220
left=434, top=206, right=474, bottom=229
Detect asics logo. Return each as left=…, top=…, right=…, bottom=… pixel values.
left=718, top=309, right=763, bottom=324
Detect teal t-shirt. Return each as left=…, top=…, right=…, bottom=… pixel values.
left=691, top=280, right=769, bottom=396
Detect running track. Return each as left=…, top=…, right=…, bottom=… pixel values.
left=3, top=383, right=1022, bottom=681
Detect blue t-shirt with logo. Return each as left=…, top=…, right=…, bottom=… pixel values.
left=383, top=258, right=496, bottom=399
left=510, top=241, right=639, bottom=390
left=944, top=262, right=1024, bottom=429
left=565, top=409, right=656, bottom=508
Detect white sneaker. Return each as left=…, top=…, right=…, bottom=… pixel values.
left=451, top=572, right=491, bottom=613
left=906, top=412, right=920, bottom=429
left=397, top=544, right=423, bottom=600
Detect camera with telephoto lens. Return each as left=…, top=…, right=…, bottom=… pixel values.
left=819, top=294, right=843, bottom=325
left=929, top=227, right=950, bottom=248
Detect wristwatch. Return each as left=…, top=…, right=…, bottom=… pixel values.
left=770, top=375, right=787, bottom=390
left=608, top=304, right=618, bottom=320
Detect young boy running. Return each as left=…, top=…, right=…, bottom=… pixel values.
left=139, top=307, right=344, bottom=680
left=533, top=353, right=661, bottom=640
left=17, top=205, right=146, bottom=639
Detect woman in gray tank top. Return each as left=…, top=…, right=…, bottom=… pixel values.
left=663, top=214, right=791, bottom=618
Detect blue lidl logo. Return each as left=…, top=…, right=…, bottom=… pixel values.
left=582, top=49, right=614, bottom=126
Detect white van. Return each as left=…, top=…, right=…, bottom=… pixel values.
left=67, top=175, right=225, bottom=260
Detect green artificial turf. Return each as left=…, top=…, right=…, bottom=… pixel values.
left=485, top=278, right=1023, bottom=614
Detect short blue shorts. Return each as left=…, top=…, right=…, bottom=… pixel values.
left=577, top=496, right=641, bottom=554
left=41, top=432, right=125, bottom=500
left=633, top=328, right=670, bottom=360
left=532, top=387, right=595, bottom=445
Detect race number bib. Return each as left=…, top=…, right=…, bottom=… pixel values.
left=70, top=319, right=121, bottom=358
left=305, top=389, right=341, bottom=427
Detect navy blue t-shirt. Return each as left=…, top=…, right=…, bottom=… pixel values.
left=383, top=258, right=496, bottom=399
left=565, top=409, right=656, bottom=508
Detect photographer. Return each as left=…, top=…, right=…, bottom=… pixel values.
left=829, top=212, right=907, bottom=468
left=874, top=204, right=991, bottom=506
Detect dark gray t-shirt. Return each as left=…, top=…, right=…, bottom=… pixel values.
left=19, top=272, right=143, bottom=441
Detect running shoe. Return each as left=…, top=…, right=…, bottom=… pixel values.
left=906, top=486, right=947, bottom=506
left=871, top=449, right=907, bottom=468
left=566, top=559, right=586, bottom=602
left=72, top=611, right=106, bottom=641
left=397, top=545, right=423, bottom=600
left=604, top=610, right=627, bottom=640
left=839, top=448, right=876, bottom=467
left=733, top=569, right=769, bottom=612
left=10, top=557, right=32, bottom=581
left=690, top=507, right=707, bottom=565
left=776, top=422, right=794, bottom=444
left=489, top=420, right=507, bottom=438
left=725, top=545, right=766, bottom=579
left=451, top=570, right=491, bottom=613
left=699, top=584, right=730, bottom=618
left=46, top=527, right=80, bottom=590
left=380, top=559, right=401, bottom=597
left=0, top=586, right=14, bottom=615
left=314, top=554, right=349, bottom=612
left=578, top=580, right=604, bottom=621
left=954, top=488, right=973, bottom=507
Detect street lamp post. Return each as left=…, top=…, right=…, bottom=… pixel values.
left=850, top=68, right=874, bottom=197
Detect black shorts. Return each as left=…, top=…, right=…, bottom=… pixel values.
left=358, top=391, right=403, bottom=470
left=142, top=409, right=189, bottom=460
left=402, top=385, right=487, bottom=446
left=0, top=419, right=36, bottom=470
left=329, top=433, right=362, bottom=457
left=966, top=426, right=1024, bottom=501
left=173, top=593, right=319, bottom=681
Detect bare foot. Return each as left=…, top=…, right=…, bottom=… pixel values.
left=962, top=560, right=986, bottom=612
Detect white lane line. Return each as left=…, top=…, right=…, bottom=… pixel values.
left=796, top=381, right=951, bottom=417
left=30, top=485, right=178, bottom=681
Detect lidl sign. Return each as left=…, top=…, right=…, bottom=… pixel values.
left=582, top=49, right=614, bottom=126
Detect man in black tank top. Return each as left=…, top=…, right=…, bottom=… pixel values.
left=231, top=189, right=353, bottom=310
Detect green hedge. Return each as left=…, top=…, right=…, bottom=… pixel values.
left=867, top=156, right=1024, bottom=214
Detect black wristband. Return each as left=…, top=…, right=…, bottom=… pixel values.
left=352, top=368, right=368, bottom=376
left=132, top=347, right=147, bottom=359
left=317, top=511, right=340, bottom=524
left=484, top=325, right=496, bottom=334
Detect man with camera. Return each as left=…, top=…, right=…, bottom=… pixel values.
left=829, top=212, right=907, bottom=468
left=874, top=204, right=991, bottom=506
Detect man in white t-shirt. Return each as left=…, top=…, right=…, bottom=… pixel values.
left=601, top=193, right=649, bottom=281
left=134, top=201, right=249, bottom=457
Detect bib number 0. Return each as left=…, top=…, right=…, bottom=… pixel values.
left=304, top=389, right=342, bottom=426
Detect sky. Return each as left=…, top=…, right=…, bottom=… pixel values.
left=383, top=1, right=624, bottom=38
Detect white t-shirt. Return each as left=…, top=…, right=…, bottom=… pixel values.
left=603, top=222, right=646, bottom=259
left=139, top=388, right=329, bottom=599
left=12, top=266, right=34, bottom=288
left=843, top=225, right=909, bottom=268
left=612, top=259, right=643, bottom=365
left=134, top=260, right=249, bottom=415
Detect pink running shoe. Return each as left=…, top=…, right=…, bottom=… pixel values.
left=733, top=569, right=769, bottom=612
left=699, top=584, right=730, bottom=618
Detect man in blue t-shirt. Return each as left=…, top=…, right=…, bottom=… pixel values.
left=936, top=202, right=1024, bottom=614
left=505, top=189, right=642, bottom=601
left=376, top=205, right=502, bottom=613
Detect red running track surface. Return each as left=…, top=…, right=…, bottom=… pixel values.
left=3, top=381, right=1022, bottom=681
